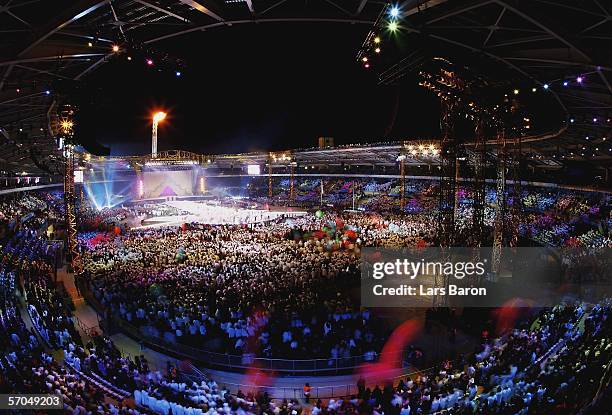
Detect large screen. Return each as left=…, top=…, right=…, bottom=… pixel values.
left=142, top=169, right=194, bottom=198
left=247, top=165, right=261, bottom=175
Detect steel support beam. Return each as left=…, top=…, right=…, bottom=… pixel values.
left=0, top=64, right=14, bottom=91
left=74, top=54, right=111, bottom=80
left=0, top=53, right=106, bottom=67
left=177, top=0, right=223, bottom=22
left=245, top=0, right=254, bottom=14
left=144, top=18, right=375, bottom=44
left=133, top=0, right=190, bottom=22
left=356, top=0, right=368, bottom=15
left=18, top=0, right=109, bottom=57
left=494, top=0, right=591, bottom=62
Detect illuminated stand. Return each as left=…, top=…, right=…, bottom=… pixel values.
left=151, top=111, right=166, bottom=159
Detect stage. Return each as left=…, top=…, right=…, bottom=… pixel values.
left=134, top=200, right=307, bottom=228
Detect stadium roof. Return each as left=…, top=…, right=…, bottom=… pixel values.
left=1, top=0, right=611, bottom=177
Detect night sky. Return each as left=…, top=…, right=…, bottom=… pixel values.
left=75, top=23, right=441, bottom=156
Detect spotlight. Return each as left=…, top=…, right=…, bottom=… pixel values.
left=389, top=5, right=399, bottom=18
left=593, top=117, right=598, bottom=123
left=570, top=118, right=575, bottom=123
left=127, top=56, right=132, bottom=61
left=374, top=36, right=381, bottom=44
left=146, top=59, right=153, bottom=66
left=513, top=89, right=519, bottom=95
left=364, top=63, right=370, bottom=69
left=532, top=87, right=537, bottom=92
left=153, top=111, right=167, bottom=123
left=112, top=44, right=119, bottom=52
left=362, top=56, right=368, bottom=62
left=563, top=81, right=569, bottom=86
left=375, top=47, right=381, bottom=53
left=176, top=71, right=182, bottom=77
left=389, top=21, right=398, bottom=32
left=88, top=41, right=93, bottom=47
left=45, top=90, right=50, bottom=95
left=16, top=88, right=20, bottom=93
left=576, top=76, right=583, bottom=83
left=543, top=83, right=549, bottom=89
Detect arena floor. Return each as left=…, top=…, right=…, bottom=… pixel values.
left=135, top=200, right=307, bottom=228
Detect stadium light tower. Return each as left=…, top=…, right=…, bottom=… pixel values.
left=152, top=111, right=167, bottom=158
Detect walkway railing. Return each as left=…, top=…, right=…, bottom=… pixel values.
left=74, top=314, right=101, bottom=338
left=114, top=315, right=406, bottom=374
left=79, top=283, right=408, bottom=375
left=179, top=361, right=432, bottom=400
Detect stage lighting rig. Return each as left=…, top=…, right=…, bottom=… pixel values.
left=356, top=6, right=390, bottom=66
left=402, top=141, right=441, bottom=159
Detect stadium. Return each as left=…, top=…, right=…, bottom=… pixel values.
left=0, top=1, right=610, bottom=414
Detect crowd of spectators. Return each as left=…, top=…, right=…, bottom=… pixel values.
left=77, top=206, right=459, bottom=360
left=303, top=301, right=609, bottom=415
left=78, top=182, right=610, bottom=362
left=0, top=184, right=610, bottom=415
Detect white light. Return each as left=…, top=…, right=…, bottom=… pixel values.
left=247, top=165, right=261, bottom=175
left=74, top=170, right=84, bottom=183
left=390, top=6, right=399, bottom=17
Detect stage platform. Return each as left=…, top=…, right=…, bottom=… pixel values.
left=134, top=199, right=307, bottom=228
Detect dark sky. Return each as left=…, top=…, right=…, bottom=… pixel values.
left=75, top=23, right=440, bottom=156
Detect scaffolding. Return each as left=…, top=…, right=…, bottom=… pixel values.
left=492, top=130, right=507, bottom=276
left=509, top=136, right=523, bottom=247
left=435, top=98, right=458, bottom=307
left=289, top=163, right=295, bottom=203
left=438, top=99, right=457, bottom=249
left=399, top=156, right=406, bottom=211
left=472, top=119, right=487, bottom=244
left=64, top=144, right=81, bottom=274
